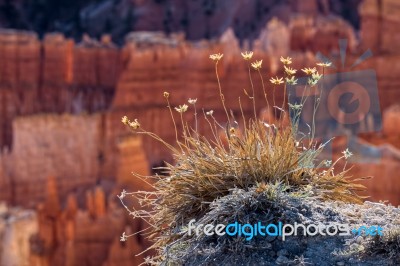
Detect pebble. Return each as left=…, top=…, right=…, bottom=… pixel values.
left=336, top=262, right=345, bottom=266
left=277, top=249, right=289, bottom=257
left=365, top=201, right=386, bottom=208
left=263, top=242, right=272, bottom=249
left=268, top=250, right=276, bottom=258
left=356, top=236, right=364, bottom=244
left=348, top=218, right=358, bottom=223
left=265, top=235, right=276, bottom=242
left=268, top=250, right=276, bottom=257
left=375, top=208, right=386, bottom=216
left=350, top=243, right=361, bottom=251
left=276, top=255, right=289, bottom=265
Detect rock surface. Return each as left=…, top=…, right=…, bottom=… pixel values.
left=170, top=188, right=400, bottom=265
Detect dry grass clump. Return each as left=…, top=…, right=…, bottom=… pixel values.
left=151, top=121, right=363, bottom=230
left=119, top=52, right=367, bottom=264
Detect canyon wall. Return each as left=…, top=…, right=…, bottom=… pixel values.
left=9, top=114, right=101, bottom=207
left=0, top=31, right=120, bottom=149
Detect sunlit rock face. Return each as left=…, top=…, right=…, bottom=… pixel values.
left=0, top=30, right=120, bottom=149
left=0, top=203, right=38, bottom=266
left=360, top=0, right=400, bottom=54
left=0, top=114, right=104, bottom=207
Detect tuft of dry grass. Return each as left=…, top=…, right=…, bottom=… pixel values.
left=119, top=52, right=368, bottom=264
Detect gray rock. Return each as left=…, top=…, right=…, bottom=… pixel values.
left=349, top=243, right=361, bottom=251
left=265, top=235, right=276, bottom=242
left=375, top=208, right=386, bottom=216
left=169, top=189, right=400, bottom=266
left=276, top=255, right=289, bottom=265
left=355, top=236, right=364, bottom=244
left=277, top=249, right=289, bottom=257
left=268, top=250, right=276, bottom=257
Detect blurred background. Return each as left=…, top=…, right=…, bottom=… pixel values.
left=0, top=0, right=399, bottom=265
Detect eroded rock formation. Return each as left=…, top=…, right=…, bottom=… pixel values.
left=0, top=31, right=120, bottom=149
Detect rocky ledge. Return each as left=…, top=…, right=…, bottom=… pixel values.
left=164, top=188, right=400, bottom=265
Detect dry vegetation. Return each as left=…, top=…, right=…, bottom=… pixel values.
left=118, top=52, right=369, bottom=265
